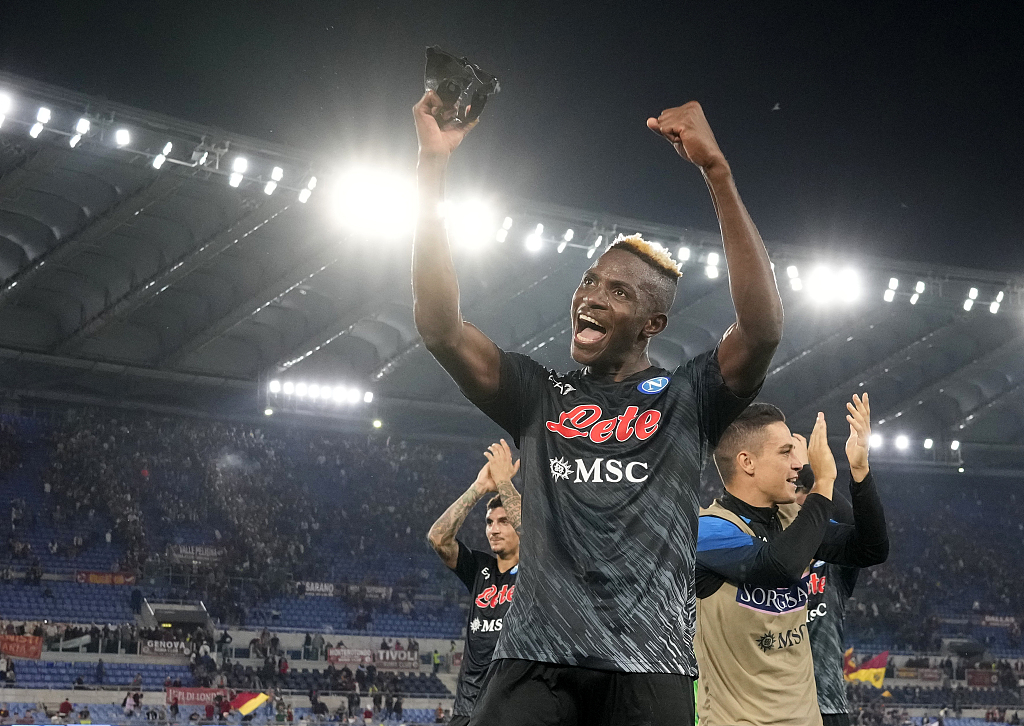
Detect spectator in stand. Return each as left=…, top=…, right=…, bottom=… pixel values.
left=58, top=699, right=72, bottom=719
left=95, top=659, right=104, bottom=685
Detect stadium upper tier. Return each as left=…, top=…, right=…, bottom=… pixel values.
left=0, top=70, right=1023, bottom=465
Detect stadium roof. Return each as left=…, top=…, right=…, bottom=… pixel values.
left=1, top=71, right=1023, bottom=469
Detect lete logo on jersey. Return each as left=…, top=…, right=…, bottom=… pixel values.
left=638, top=376, right=670, bottom=394
left=546, top=404, right=661, bottom=443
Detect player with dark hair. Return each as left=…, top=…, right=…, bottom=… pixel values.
left=428, top=442, right=521, bottom=726
left=694, top=394, right=888, bottom=726
left=413, top=87, right=784, bottom=725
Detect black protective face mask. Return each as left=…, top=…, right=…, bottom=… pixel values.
left=424, top=46, right=500, bottom=125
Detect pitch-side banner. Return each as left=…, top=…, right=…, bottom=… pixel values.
left=302, top=581, right=335, bottom=596
left=75, top=570, right=137, bottom=585
left=141, top=640, right=191, bottom=656
left=326, top=647, right=374, bottom=665
left=165, top=687, right=229, bottom=705
left=966, top=669, right=1001, bottom=687
left=375, top=649, right=420, bottom=670
left=167, top=544, right=227, bottom=564
left=0, top=635, right=42, bottom=660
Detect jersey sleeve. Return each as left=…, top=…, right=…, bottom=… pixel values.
left=677, top=346, right=762, bottom=448
left=471, top=350, right=548, bottom=448
left=452, top=540, right=481, bottom=592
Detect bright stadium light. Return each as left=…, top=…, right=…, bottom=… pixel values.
left=923, top=438, right=933, bottom=449
left=587, top=247, right=597, bottom=259
left=883, top=289, right=895, bottom=302
left=888, top=277, right=899, bottom=290
left=996, top=290, right=1004, bottom=302
left=557, top=240, right=567, bottom=253
left=264, top=408, right=273, bottom=416
left=786, top=265, right=799, bottom=279
left=69, top=134, right=82, bottom=148
left=895, top=435, right=909, bottom=450
left=563, top=228, right=574, bottom=242
left=152, top=154, right=166, bottom=170
left=915, top=280, right=925, bottom=293
left=790, top=278, right=803, bottom=291
left=910, top=293, right=920, bottom=305
left=444, top=199, right=497, bottom=248
left=271, top=166, right=284, bottom=182
left=331, top=166, right=417, bottom=238
left=264, top=181, right=278, bottom=195
left=161, top=141, right=173, bottom=156
left=950, top=439, right=960, bottom=451
left=963, top=299, right=973, bottom=311
left=36, top=107, right=51, bottom=123
left=372, top=419, right=382, bottom=428
left=968, top=287, right=978, bottom=300
left=706, top=252, right=720, bottom=266
left=29, top=122, right=43, bottom=138
left=298, top=188, right=312, bottom=203
left=269, top=380, right=282, bottom=394
left=363, top=391, right=373, bottom=403
left=869, top=433, right=883, bottom=449
left=0, top=114, right=5, bottom=130
left=282, top=381, right=295, bottom=395
left=502, top=216, right=513, bottom=230
left=75, top=118, right=91, bottom=134
left=229, top=172, right=243, bottom=187
left=525, top=223, right=544, bottom=252
left=115, top=128, right=130, bottom=146
left=705, top=265, right=719, bottom=278
left=495, top=229, right=508, bottom=242
left=308, top=384, right=320, bottom=399
left=838, top=268, right=861, bottom=302
left=347, top=388, right=361, bottom=403
left=307, top=176, right=317, bottom=190
left=330, top=386, right=345, bottom=403
left=0, top=93, right=11, bottom=114
left=295, top=382, right=308, bottom=397
left=990, top=301, right=1000, bottom=314
left=232, top=157, right=248, bottom=174
left=677, top=246, right=691, bottom=262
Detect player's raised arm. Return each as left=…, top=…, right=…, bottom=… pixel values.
left=648, top=103, right=783, bottom=395
left=412, top=91, right=502, bottom=403
left=482, top=440, right=522, bottom=535
left=427, top=458, right=497, bottom=569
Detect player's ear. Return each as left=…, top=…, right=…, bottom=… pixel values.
left=736, top=450, right=756, bottom=477
left=641, top=312, right=668, bottom=339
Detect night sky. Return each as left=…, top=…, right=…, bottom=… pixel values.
left=2, top=1, right=1021, bottom=271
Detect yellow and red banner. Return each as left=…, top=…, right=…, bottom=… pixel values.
left=230, top=692, right=269, bottom=716
left=844, top=649, right=888, bottom=689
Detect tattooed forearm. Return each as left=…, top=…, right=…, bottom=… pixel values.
left=493, top=477, right=522, bottom=534
left=427, top=485, right=485, bottom=567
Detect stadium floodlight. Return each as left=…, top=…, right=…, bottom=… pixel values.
left=0, top=93, right=10, bottom=114
left=790, top=278, right=803, bottom=291
left=264, top=181, right=278, bottom=195
left=910, top=293, right=920, bottom=305
left=295, top=382, right=308, bottom=397
left=36, top=107, right=51, bottom=123
left=958, top=467, right=964, bottom=473
left=557, top=240, right=567, bottom=253
left=915, top=280, right=925, bottom=293
left=363, top=391, right=373, bottom=403
left=587, top=247, right=597, bottom=259
left=968, top=287, right=978, bottom=300
left=869, top=433, right=882, bottom=449
left=161, top=141, right=173, bottom=156
left=705, top=265, right=719, bottom=279
left=445, top=198, right=497, bottom=248
left=264, top=408, right=273, bottom=416
left=525, top=223, right=544, bottom=252
left=593, top=235, right=603, bottom=248
left=229, top=172, right=243, bottom=188
left=232, top=157, right=248, bottom=174
left=923, top=438, right=933, bottom=449
left=152, top=154, right=166, bottom=170
left=786, top=265, right=799, bottom=279
left=331, top=166, right=416, bottom=237
left=895, top=435, right=909, bottom=450
left=282, top=381, right=295, bottom=395
left=996, top=290, right=1004, bottom=302
left=308, top=384, right=320, bottom=399
left=75, top=118, right=91, bottom=134
left=706, top=252, right=720, bottom=266
left=950, top=439, right=960, bottom=451
left=883, top=289, right=895, bottom=302
left=115, top=128, right=130, bottom=146
left=298, top=188, right=312, bottom=203
left=0, top=114, right=5, bottom=130
left=331, top=386, right=345, bottom=403
left=269, top=380, right=282, bottom=393
left=347, top=388, right=361, bottom=404
left=888, top=277, right=899, bottom=290
left=990, top=301, right=1000, bottom=314
left=69, top=134, right=82, bottom=148
left=271, top=166, right=284, bottom=182
left=563, top=228, right=574, bottom=242
left=837, top=268, right=861, bottom=302
left=502, top=216, right=513, bottom=230
left=495, top=229, right=508, bottom=243
left=198, top=151, right=209, bottom=165
left=373, top=419, right=383, bottom=428
left=677, top=246, right=691, bottom=262
left=28, top=122, right=43, bottom=138
left=963, top=299, right=973, bottom=311
left=306, top=176, right=317, bottom=190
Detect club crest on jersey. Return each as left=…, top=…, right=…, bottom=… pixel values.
left=638, top=376, right=670, bottom=394
left=545, top=404, right=661, bottom=443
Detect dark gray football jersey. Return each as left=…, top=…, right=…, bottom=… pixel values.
left=806, top=559, right=859, bottom=714
left=474, top=347, right=757, bottom=674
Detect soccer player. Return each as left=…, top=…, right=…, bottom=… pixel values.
left=694, top=394, right=888, bottom=726
left=427, top=441, right=522, bottom=726
left=412, top=88, right=783, bottom=726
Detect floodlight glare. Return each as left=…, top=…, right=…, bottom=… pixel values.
left=282, top=381, right=295, bottom=395
left=271, top=166, right=284, bottom=182
left=786, top=265, right=799, bottom=279
left=869, top=433, right=882, bottom=449
left=706, top=252, right=720, bottom=266
left=363, top=391, right=373, bottom=403
left=525, top=232, right=543, bottom=252
left=838, top=268, right=861, bottom=302
left=495, top=229, right=508, bottom=243
left=888, top=277, right=899, bottom=290
left=556, top=240, right=567, bottom=253
left=306, top=176, right=317, bottom=190
left=996, top=290, right=1004, bottom=302
left=229, top=172, right=243, bottom=188
left=883, top=289, right=895, bottom=302
left=36, top=107, right=51, bottom=123
left=115, top=128, right=130, bottom=146
left=968, top=287, right=978, bottom=300
left=444, top=199, right=497, bottom=248
left=923, top=438, right=933, bottom=449
left=563, top=229, right=574, bottom=242
left=69, top=134, right=82, bottom=148
left=264, top=181, right=277, bottom=195
left=950, top=439, right=960, bottom=451
left=152, top=154, right=166, bottom=170
left=963, top=299, right=973, bottom=311
left=295, top=382, right=308, bottom=397
left=586, top=247, right=597, bottom=259
left=269, top=380, right=282, bottom=393
left=790, top=278, right=803, bottom=291
left=502, top=216, right=513, bottom=230
left=347, top=388, right=361, bottom=403
left=0, top=93, right=11, bottom=114
left=593, top=235, right=603, bottom=248
left=910, top=293, right=919, bottom=305
left=264, top=408, right=273, bottom=416
left=705, top=265, right=719, bottom=279
left=333, top=387, right=346, bottom=403
left=677, top=246, right=691, bottom=262
left=915, top=280, right=925, bottom=293
left=198, top=151, right=209, bottom=165
left=373, top=419, right=382, bottom=428
left=161, top=141, right=173, bottom=156
left=28, top=122, right=43, bottom=138
left=331, top=167, right=415, bottom=237
left=989, top=301, right=999, bottom=314
left=298, top=188, right=312, bottom=203
left=308, top=384, right=320, bottom=399
left=75, top=118, right=90, bottom=134
left=895, top=435, right=909, bottom=450
left=232, top=157, right=248, bottom=173
left=0, top=115, right=5, bottom=130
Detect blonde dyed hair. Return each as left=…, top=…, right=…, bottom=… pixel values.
left=605, top=234, right=683, bottom=279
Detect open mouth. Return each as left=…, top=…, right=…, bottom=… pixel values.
left=575, top=312, right=608, bottom=345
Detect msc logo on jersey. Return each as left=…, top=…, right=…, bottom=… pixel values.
left=549, top=456, right=650, bottom=484
left=638, top=376, right=670, bottom=394
left=470, top=617, right=503, bottom=633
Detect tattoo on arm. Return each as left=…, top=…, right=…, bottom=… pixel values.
left=428, top=486, right=485, bottom=568
left=493, top=477, right=522, bottom=534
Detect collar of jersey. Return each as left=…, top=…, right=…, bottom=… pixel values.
left=720, top=491, right=780, bottom=527
left=579, top=365, right=667, bottom=385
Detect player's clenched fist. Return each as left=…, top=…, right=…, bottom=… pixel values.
left=413, top=90, right=479, bottom=161
left=647, top=101, right=727, bottom=172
